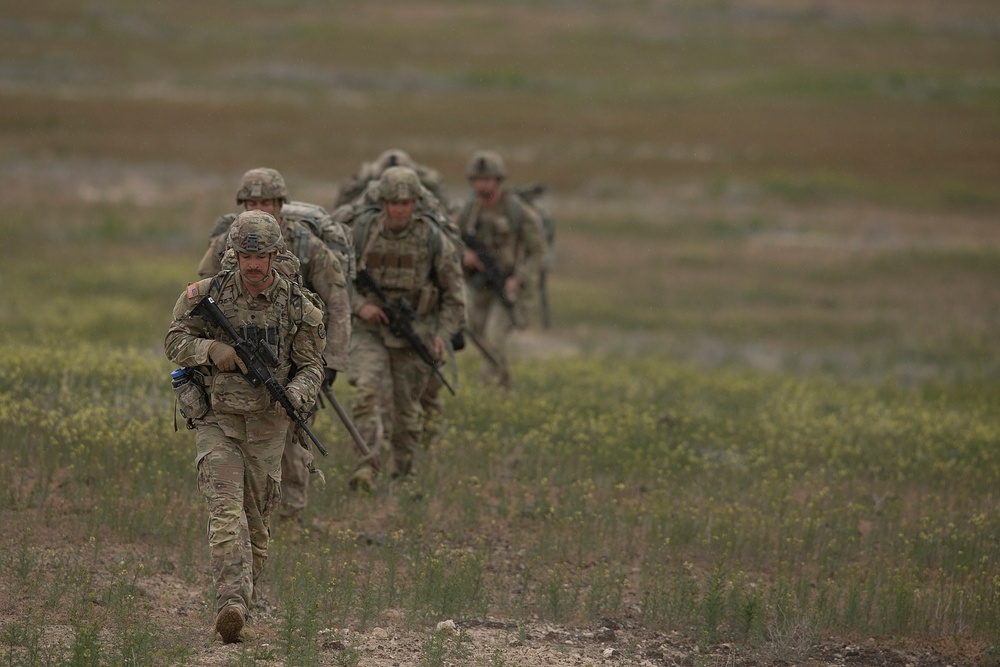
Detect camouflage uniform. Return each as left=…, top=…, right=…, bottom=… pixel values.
left=458, top=151, right=545, bottom=389
left=330, top=151, right=463, bottom=450
left=333, top=148, right=452, bottom=213
left=197, top=169, right=351, bottom=523
left=346, top=167, right=465, bottom=489
left=165, top=211, right=325, bottom=636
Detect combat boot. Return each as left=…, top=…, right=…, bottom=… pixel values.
left=348, top=466, right=376, bottom=493
left=215, top=605, right=245, bottom=644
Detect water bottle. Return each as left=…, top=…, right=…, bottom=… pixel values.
left=171, top=368, right=189, bottom=388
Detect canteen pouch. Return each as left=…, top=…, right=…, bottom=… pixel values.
left=171, top=368, right=210, bottom=422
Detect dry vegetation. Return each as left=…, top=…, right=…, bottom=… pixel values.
left=1, top=1, right=999, bottom=666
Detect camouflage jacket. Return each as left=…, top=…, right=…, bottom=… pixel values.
left=334, top=161, right=451, bottom=212
left=197, top=206, right=351, bottom=372
left=455, top=189, right=545, bottom=294
left=350, top=210, right=466, bottom=349
left=164, top=270, right=325, bottom=439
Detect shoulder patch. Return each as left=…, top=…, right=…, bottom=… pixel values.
left=186, top=282, right=201, bottom=299
left=301, top=299, right=325, bottom=328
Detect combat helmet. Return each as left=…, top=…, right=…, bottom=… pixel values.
left=236, top=167, right=290, bottom=205
left=375, top=149, right=415, bottom=173
left=228, top=210, right=283, bottom=254
left=377, top=166, right=421, bottom=201
left=466, top=150, right=506, bottom=180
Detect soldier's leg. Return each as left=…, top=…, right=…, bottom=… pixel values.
left=467, top=288, right=500, bottom=385
left=389, top=348, right=433, bottom=479
left=195, top=419, right=254, bottom=619
left=240, top=417, right=285, bottom=608
left=482, top=298, right=514, bottom=389
left=278, top=421, right=312, bottom=523
left=419, top=371, right=443, bottom=449
left=347, top=330, right=392, bottom=489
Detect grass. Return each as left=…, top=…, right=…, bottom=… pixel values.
left=2, top=337, right=999, bottom=660
left=1, top=0, right=999, bottom=664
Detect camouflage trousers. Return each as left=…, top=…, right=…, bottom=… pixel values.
left=467, top=288, right=515, bottom=389
left=195, top=412, right=285, bottom=617
left=347, top=329, right=433, bottom=480
left=278, top=407, right=318, bottom=522
left=419, top=372, right=444, bottom=449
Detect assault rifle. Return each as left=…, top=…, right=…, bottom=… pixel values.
left=354, top=268, right=455, bottom=396
left=191, top=295, right=328, bottom=456
left=460, top=233, right=517, bottom=316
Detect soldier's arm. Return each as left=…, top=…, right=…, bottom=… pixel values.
left=321, top=222, right=357, bottom=291
left=196, top=235, right=227, bottom=279
left=164, top=283, right=216, bottom=366
left=285, top=297, right=326, bottom=405
left=514, top=203, right=545, bottom=294
left=432, top=235, right=467, bottom=342
left=304, top=243, right=352, bottom=373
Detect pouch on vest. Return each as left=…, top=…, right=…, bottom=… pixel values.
left=171, top=368, right=210, bottom=422
left=210, top=372, right=270, bottom=415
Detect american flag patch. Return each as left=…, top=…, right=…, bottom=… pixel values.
left=186, top=283, right=200, bottom=299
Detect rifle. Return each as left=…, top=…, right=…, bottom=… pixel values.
left=191, top=295, right=329, bottom=456
left=538, top=268, right=551, bottom=329
left=354, top=269, right=456, bottom=396
left=463, top=327, right=501, bottom=370
left=460, top=233, right=517, bottom=315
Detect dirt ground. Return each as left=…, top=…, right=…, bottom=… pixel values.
left=1, top=471, right=990, bottom=667
left=1, top=162, right=995, bottom=666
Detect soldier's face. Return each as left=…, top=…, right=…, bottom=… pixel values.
left=385, top=199, right=416, bottom=230
left=237, top=251, right=275, bottom=285
left=244, top=199, right=282, bottom=217
left=471, top=176, right=500, bottom=200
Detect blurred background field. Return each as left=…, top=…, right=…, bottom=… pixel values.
left=1, top=1, right=999, bottom=665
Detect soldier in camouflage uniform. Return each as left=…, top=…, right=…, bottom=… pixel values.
left=197, top=168, right=351, bottom=524
left=346, top=166, right=465, bottom=491
left=165, top=211, right=325, bottom=643
left=332, top=148, right=452, bottom=214
left=457, top=150, right=545, bottom=390
left=330, top=150, right=463, bottom=450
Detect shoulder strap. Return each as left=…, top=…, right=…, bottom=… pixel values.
left=353, top=209, right=385, bottom=271
left=207, top=270, right=236, bottom=300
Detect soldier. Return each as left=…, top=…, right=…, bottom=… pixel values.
left=456, top=150, right=545, bottom=390
left=330, top=150, right=463, bottom=450
left=198, top=168, right=351, bottom=525
left=165, top=211, right=326, bottom=643
left=332, top=148, right=451, bottom=213
left=346, top=166, right=465, bottom=492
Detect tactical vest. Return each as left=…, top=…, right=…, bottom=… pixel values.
left=457, top=191, right=533, bottom=243
left=201, top=271, right=308, bottom=382
left=353, top=211, right=445, bottom=306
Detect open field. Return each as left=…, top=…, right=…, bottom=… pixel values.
left=1, top=1, right=999, bottom=665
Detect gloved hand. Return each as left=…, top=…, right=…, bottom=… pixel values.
left=323, top=368, right=337, bottom=387
left=209, top=342, right=248, bottom=374
left=274, top=387, right=306, bottom=421
left=286, top=386, right=307, bottom=411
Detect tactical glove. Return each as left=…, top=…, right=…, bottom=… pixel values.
left=275, top=386, right=307, bottom=419
left=209, top=342, right=248, bottom=374
left=323, top=368, right=337, bottom=387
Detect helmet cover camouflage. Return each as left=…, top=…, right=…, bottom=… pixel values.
left=377, top=166, right=421, bottom=202
left=236, top=167, right=290, bottom=204
left=466, top=150, right=506, bottom=180
left=229, top=210, right=283, bottom=254
left=375, top=148, right=415, bottom=174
